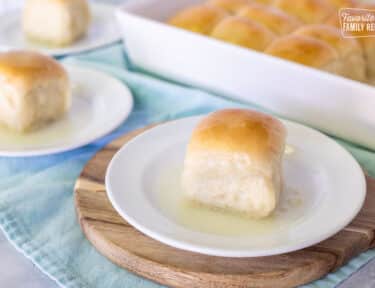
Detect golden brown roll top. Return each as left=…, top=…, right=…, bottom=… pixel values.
left=293, top=24, right=366, bottom=81
left=0, top=50, right=68, bottom=89
left=211, top=16, right=275, bottom=50
left=168, top=5, right=227, bottom=35
left=324, top=2, right=375, bottom=80
left=272, top=0, right=335, bottom=24
left=265, top=35, right=341, bottom=74
left=324, top=0, right=357, bottom=27
left=237, top=3, right=302, bottom=35
left=183, top=109, right=286, bottom=218
left=352, top=3, right=375, bottom=80
left=253, top=0, right=274, bottom=4
left=207, top=0, right=252, bottom=13
left=324, top=13, right=341, bottom=28
left=168, top=0, right=372, bottom=83
left=359, top=37, right=375, bottom=80
left=293, top=25, right=357, bottom=56
left=326, top=0, right=356, bottom=8
left=188, top=109, right=286, bottom=164
left=0, top=51, right=70, bottom=132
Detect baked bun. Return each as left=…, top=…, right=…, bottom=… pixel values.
left=182, top=109, right=286, bottom=218
left=0, top=51, right=70, bottom=132
left=23, top=0, right=90, bottom=46
left=211, top=16, right=275, bottom=51
left=359, top=38, right=375, bottom=80
left=354, top=4, right=375, bottom=80
left=168, top=5, right=227, bottom=35
left=207, top=0, right=252, bottom=13
left=326, top=2, right=375, bottom=80
left=272, top=0, right=334, bottom=24
left=326, top=0, right=356, bottom=8
left=265, top=35, right=341, bottom=74
left=325, top=13, right=341, bottom=28
left=168, top=1, right=369, bottom=83
left=293, top=24, right=366, bottom=81
left=253, top=0, right=273, bottom=4
left=324, top=0, right=357, bottom=27
left=237, top=4, right=302, bottom=35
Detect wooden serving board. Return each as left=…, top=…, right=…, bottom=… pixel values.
left=74, top=125, right=375, bottom=288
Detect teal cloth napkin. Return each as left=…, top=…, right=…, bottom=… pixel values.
left=1, top=44, right=375, bottom=288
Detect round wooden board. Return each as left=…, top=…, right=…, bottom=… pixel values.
left=75, top=124, right=375, bottom=288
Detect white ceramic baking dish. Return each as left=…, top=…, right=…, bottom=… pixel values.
left=116, top=0, right=375, bottom=149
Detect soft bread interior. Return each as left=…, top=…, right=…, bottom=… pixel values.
left=0, top=77, right=70, bottom=132
left=182, top=150, right=283, bottom=219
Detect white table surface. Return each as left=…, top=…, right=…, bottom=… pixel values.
left=0, top=0, right=375, bottom=287
left=0, top=230, right=57, bottom=288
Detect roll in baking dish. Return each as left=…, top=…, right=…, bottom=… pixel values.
left=293, top=25, right=366, bottom=81
left=211, top=16, right=275, bottom=50
left=237, top=3, right=301, bottom=35
left=168, top=0, right=373, bottom=83
left=168, top=4, right=227, bottom=35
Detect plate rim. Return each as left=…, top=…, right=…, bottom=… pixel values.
left=0, top=3, right=121, bottom=56
left=105, top=116, right=367, bottom=257
left=0, top=63, right=133, bottom=157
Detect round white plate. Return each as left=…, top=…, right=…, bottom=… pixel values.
left=0, top=4, right=120, bottom=56
left=0, top=64, right=133, bottom=157
left=106, top=116, right=366, bottom=257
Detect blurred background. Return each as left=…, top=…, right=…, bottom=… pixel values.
left=0, top=0, right=124, bottom=11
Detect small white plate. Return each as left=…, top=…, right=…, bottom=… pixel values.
left=0, top=4, right=120, bottom=56
left=0, top=64, right=133, bottom=157
left=106, top=116, right=366, bottom=257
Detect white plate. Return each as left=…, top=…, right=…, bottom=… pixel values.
left=0, top=64, right=133, bottom=157
left=106, top=116, right=366, bottom=257
left=0, top=3, right=120, bottom=56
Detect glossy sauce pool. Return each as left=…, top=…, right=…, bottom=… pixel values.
left=157, top=146, right=305, bottom=237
